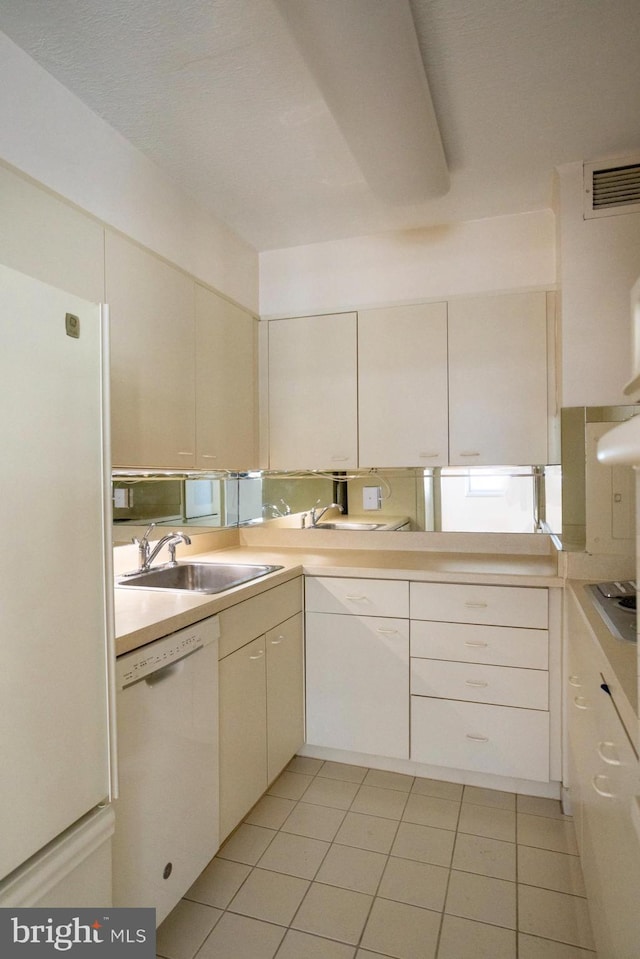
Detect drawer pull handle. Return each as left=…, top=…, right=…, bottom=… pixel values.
left=249, top=650, right=265, bottom=661
left=464, top=641, right=488, bottom=648
left=465, top=680, right=488, bottom=688
left=377, top=628, right=398, bottom=635
left=568, top=674, right=581, bottom=688
left=459, top=451, right=481, bottom=457
left=419, top=452, right=440, bottom=458
left=464, top=601, right=488, bottom=609
left=345, top=594, right=369, bottom=602
left=574, top=696, right=589, bottom=710
left=466, top=733, right=489, bottom=743
left=597, top=741, right=622, bottom=766
left=592, top=774, right=616, bottom=799
left=270, top=636, right=285, bottom=646
left=331, top=456, right=350, bottom=462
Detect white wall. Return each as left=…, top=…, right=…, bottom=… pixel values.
left=556, top=162, right=640, bottom=407
left=259, top=211, right=556, bottom=318
left=0, top=32, right=258, bottom=313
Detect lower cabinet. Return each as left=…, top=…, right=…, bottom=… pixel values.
left=305, top=577, right=410, bottom=759
left=218, top=580, right=303, bottom=841
left=410, top=582, right=552, bottom=783
left=305, top=575, right=558, bottom=787
left=566, top=588, right=640, bottom=959
left=306, top=612, right=409, bottom=759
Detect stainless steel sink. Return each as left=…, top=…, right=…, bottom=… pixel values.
left=117, top=562, right=283, bottom=594
left=314, top=521, right=387, bottom=530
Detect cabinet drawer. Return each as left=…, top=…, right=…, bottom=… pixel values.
left=410, top=582, right=548, bottom=629
left=218, top=578, right=303, bottom=659
left=411, top=620, right=548, bottom=669
left=411, top=659, right=548, bottom=709
left=306, top=576, right=408, bottom=618
left=411, top=696, right=550, bottom=781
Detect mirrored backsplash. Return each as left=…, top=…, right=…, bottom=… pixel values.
left=112, top=466, right=561, bottom=540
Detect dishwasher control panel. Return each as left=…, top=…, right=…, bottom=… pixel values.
left=117, top=616, right=220, bottom=689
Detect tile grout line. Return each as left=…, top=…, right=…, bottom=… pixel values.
left=171, top=761, right=593, bottom=959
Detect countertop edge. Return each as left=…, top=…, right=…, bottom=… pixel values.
left=567, top=580, right=638, bottom=747
left=114, top=545, right=561, bottom=655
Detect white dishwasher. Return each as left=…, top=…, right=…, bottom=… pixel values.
left=112, top=616, right=220, bottom=925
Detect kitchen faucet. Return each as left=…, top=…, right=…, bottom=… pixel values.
left=309, top=503, right=344, bottom=527
left=132, top=523, right=192, bottom=571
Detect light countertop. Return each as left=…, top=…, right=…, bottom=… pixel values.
left=114, top=542, right=562, bottom=656
left=567, top=580, right=638, bottom=746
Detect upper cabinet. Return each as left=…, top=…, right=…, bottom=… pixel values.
left=268, top=313, right=358, bottom=469
left=358, top=302, right=448, bottom=467
left=195, top=284, right=258, bottom=471
left=448, top=291, right=549, bottom=466
left=268, top=291, right=553, bottom=471
left=107, top=232, right=257, bottom=471
left=107, top=232, right=196, bottom=469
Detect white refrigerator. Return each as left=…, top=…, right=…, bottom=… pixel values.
left=0, top=263, right=116, bottom=905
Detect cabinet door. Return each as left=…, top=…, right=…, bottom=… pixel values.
left=358, top=303, right=448, bottom=466
left=268, top=313, right=358, bottom=469
left=306, top=612, right=409, bottom=759
left=106, top=232, right=196, bottom=468
left=266, top=613, right=304, bottom=782
left=448, top=292, right=548, bottom=466
left=218, top=637, right=267, bottom=841
left=195, top=284, right=258, bottom=470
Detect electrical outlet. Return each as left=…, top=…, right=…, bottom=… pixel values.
left=114, top=488, right=132, bottom=509
left=363, top=486, right=382, bottom=510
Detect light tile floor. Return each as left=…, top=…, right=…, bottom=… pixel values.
left=156, top=757, right=597, bottom=959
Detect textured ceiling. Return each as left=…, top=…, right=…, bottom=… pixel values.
left=1, top=0, right=639, bottom=251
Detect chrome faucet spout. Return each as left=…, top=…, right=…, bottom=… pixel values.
left=309, top=503, right=344, bottom=527
left=132, top=526, right=192, bottom=572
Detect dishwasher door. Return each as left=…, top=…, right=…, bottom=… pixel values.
left=113, top=617, right=219, bottom=925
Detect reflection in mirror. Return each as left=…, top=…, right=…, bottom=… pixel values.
left=112, top=466, right=562, bottom=536
left=113, top=475, right=239, bottom=529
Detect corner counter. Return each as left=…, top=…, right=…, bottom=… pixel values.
left=114, top=530, right=562, bottom=656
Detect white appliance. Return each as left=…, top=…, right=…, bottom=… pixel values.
left=0, top=264, right=116, bottom=904
left=112, top=618, right=219, bottom=925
